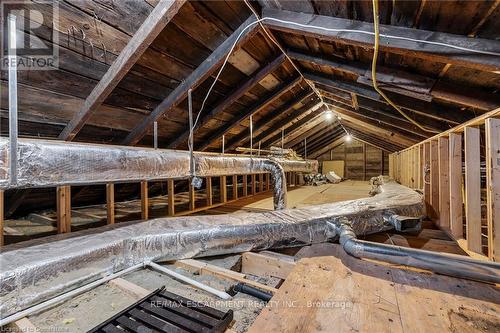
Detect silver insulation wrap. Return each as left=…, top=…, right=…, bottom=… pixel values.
left=0, top=138, right=318, bottom=209
left=0, top=179, right=424, bottom=318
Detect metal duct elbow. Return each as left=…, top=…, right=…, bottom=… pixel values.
left=339, top=224, right=500, bottom=284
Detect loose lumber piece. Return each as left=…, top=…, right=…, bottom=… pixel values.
left=106, top=183, right=115, bottom=224
left=58, top=0, right=187, bottom=140
left=109, top=278, right=149, bottom=299
left=175, top=259, right=277, bottom=294
left=249, top=243, right=500, bottom=333
left=465, top=127, right=482, bottom=254
left=241, top=252, right=295, bottom=279
left=485, top=118, right=500, bottom=261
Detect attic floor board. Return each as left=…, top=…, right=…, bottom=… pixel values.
left=248, top=243, right=500, bottom=333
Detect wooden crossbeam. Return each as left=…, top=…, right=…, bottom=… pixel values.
left=263, top=8, right=500, bottom=71
left=168, top=54, right=286, bottom=149
left=123, top=15, right=259, bottom=145
left=197, top=76, right=302, bottom=151
left=58, top=0, right=187, bottom=141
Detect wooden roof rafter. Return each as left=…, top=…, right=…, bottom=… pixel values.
left=57, top=0, right=187, bottom=141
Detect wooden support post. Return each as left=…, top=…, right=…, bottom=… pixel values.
left=206, top=177, right=213, bottom=206
left=232, top=175, right=238, bottom=200
left=243, top=175, right=248, bottom=197
left=266, top=173, right=271, bottom=191
left=423, top=143, right=431, bottom=211
left=438, top=137, right=450, bottom=230
left=0, top=190, right=3, bottom=247
left=167, top=179, right=175, bottom=216
left=485, top=118, right=500, bottom=261
left=141, top=181, right=149, bottom=220
left=430, top=140, right=440, bottom=221
left=56, top=186, right=71, bottom=233
left=465, top=126, right=482, bottom=254
left=449, top=133, right=463, bottom=238
left=188, top=180, right=195, bottom=211
left=220, top=176, right=227, bottom=203
left=106, top=183, right=115, bottom=225
left=251, top=174, right=256, bottom=195
left=259, top=173, right=264, bottom=193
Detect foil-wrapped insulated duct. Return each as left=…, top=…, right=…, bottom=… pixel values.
left=0, top=138, right=318, bottom=209
left=0, top=179, right=424, bottom=318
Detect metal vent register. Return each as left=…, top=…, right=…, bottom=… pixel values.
left=88, top=287, right=233, bottom=333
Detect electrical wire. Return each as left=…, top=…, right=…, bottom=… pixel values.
left=371, top=0, right=439, bottom=134
left=187, top=4, right=499, bottom=151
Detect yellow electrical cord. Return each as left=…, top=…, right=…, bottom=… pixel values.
left=371, top=0, right=439, bottom=134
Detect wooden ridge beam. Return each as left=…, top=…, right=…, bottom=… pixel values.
left=123, top=15, right=259, bottom=145
left=58, top=0, right=187, bottom=141
left=168, top=54, right=286, bottom=149
left=197, top=76, right=302, bottom=151
left=263, top=8, right=500, bottom=71
left=231, top=94, right=320, bottom=151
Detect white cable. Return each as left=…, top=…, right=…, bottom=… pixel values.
left=188, top=12, right=499, bottom=151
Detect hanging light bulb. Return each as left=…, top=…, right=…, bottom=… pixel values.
left=324, top=110, right=334, bottom=120
left=345, top=134, right=352, bottom=142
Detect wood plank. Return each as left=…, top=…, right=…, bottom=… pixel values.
left=263, top=8, right=500, bottom=71
left=109, top=278, right=149, bottom=299
left=220, top=176, right=227, bottom=203
left=56, top=186, right=71, bottom=233
left=167, top=179, right=175, bottom=216
left=206, top=177, right=213, bottom=206
left=8, top=318, right=38, bottom=333
left=449, top=132, right=463, bottom=238
left=241, top=252, right=295, bottom=279
left=175, top=259, right=277, bottom=293
left=464, top=126, right=482, bottom=254
left=430, top=140, right=439, bottom=220
left=141, top=180, right=149, bottom=220
left=106, top=183, right=115, bottom=225
left=485, top=118, right=500, bottom=261
left=438, top=136, right=450, bottom=230
left=58, top=0, right=187, bottom=140
left=123, top=15, right=259, bottom=145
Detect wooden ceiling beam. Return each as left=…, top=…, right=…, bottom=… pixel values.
left=58, top=0, right=187, bottom=141
left=168, top=53, right=287, bottom=149
left=122, top=15, right=259, bottom=145
left=286, top=117, right=335, bottom=149
left=225, top=91, right=317, bottom=151
left=289, top=50, right=499, bottom=111
left=263, top=8, right=500, bottom=72
left=309, top=136, right=346, bottom=159
left=305, top=72, right=471, bottom=124
left=197, top=76, right=302, bottom=151
left=295, top=126, right=345, bottom=156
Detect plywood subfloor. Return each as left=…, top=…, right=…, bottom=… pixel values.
left=248, top=243, right=500, bottom=333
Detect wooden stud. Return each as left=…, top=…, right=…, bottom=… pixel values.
left=167, top=179, right=175, bottom=216
left=56, top=186, right=71, bottom=233
left=266, top=173, right=271, bottom=191
left=106, top=183, right=115, bottom=225
left=206, top=177, right=213, bottom=206
left=449, top=133, right=463, bottom=238
left=141, top=181, right=149, bottom=220
left=485, top=118, right=500, bottom=261
left=232, top=175, right=238, bottom=200
left=0, top=190, right=3, bottom=247
left=430, top=140, right=439, bottom=221
left=188, top=180, right=195, bottom=211
left=464, top=126, right=482, bottom=254
left=243, top=175, right=248, bottom=197
left=251, top=174, right=256, bottom=195
left=220, top=176, right=227, bottom=203
left=259, top=173, right=264, bottom=193
left=423, top=143, right=431, bottom=209
left=438, top=137, right=450, bottom=230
